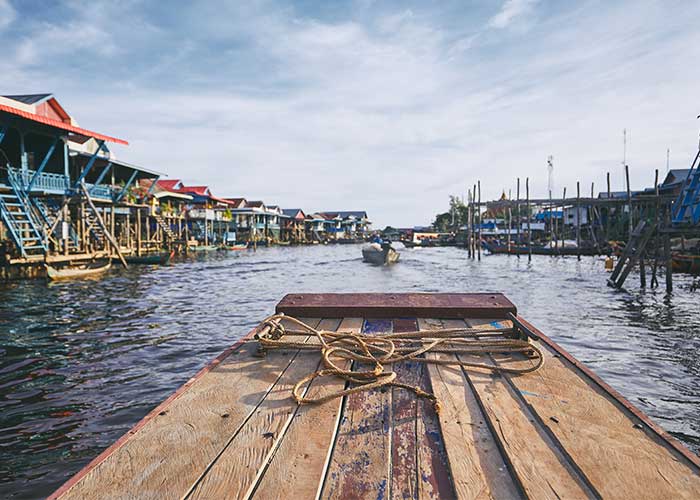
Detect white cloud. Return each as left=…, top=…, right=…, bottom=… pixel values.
left=488, top=0, right=539, bottom=29
left=2, top=1, right=700, bottom=227
left=0, top=0, right=16, bottom=31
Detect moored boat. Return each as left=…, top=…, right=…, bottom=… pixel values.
left=45, top=261, right=111, bottom=281
left=483, top=240, right=606, bottom=256
left=362, top=241, right=400, bottom=265
left=672, top=253, right=700, bottom=274
left=218, top=243, right=249, bottom=251
left=49, top=293, right=700, bottom=499
left=188, top=244, right=219, bottom=252
left=121, top=251, right=173, bottom=265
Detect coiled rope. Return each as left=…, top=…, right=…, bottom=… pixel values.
left=253, top=313, right=544, bottom=413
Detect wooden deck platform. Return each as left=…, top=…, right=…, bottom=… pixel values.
left=50, top=293, right=700, bottom=499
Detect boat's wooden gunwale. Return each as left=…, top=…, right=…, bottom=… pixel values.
left=46, top=326, right=258, bottom=500
left=516, top=315, right=700, bottom=469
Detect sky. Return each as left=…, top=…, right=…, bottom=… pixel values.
left=2, top=0, right=700, bottom=228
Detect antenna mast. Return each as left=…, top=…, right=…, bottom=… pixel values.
left=547, top=155, right=554, bottom=198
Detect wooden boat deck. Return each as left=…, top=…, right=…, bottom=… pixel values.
left=50, top=293, right=700, bottom=499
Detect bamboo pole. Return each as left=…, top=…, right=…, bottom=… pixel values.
left=516, top=178, right=521, bottom=259
left=651, top=169, right=660, bottom=288
left=548, top=184, right=553, bottom=251
left=561, top=187, right=567, bottom=246
left=576, top=181, right=581, bottom=261
left=625, top=164, right=632, bottom=241
left=507, top=188, right=512, bottom=252
left=467, top=188, right=472, bottom=257
left=526, top=177, right=531, bottom=262
left=606, top=172, right=611, bottom=243
left=477, top=180, right=481, bottom=261
left=665, top=207, right=673, bottom=293
left=472, top=183, right=477, bottom=258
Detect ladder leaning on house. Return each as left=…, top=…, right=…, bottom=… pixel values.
left=0, top=166, right=47, bottom=258
left=80, top=182, right=128, bottom=268
left=607, top=220, right=657, bottom=288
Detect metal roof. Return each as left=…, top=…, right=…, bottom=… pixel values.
left=0, top=103, right=128, bottom=145
left=70, top=150, right=162, bottom=176
left=2, top=93, right=53, bottom=105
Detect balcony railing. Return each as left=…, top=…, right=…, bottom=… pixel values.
left=8, top=167, right=69, bottom=192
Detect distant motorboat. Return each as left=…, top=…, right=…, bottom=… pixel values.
left=362, top=242, right=400, bottom=265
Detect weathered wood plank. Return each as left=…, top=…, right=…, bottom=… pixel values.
left=277, top=293, right=516, bottom=319
left=188, top=319, right=341, bottom=499
left=391, top=318, right=420, bottom=500
left=418, top=318, right=517, bottom=500
left=320, top=318, right=393, bottom=500
left=470, top=318, right=700, bottom=499
left=459, top=318, right=592, bottom=499
left=58, top=319, right=321, bottom=500
left=251, top=318, right=364, bottom=500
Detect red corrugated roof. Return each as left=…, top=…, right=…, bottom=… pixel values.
left=178, top=185, right=210, bottom=196
left=0, top=103, right=128, bottom=145
left=157, top=179, right=182, bottom=191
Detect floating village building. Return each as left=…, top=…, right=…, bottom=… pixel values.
left=0, top=93, right=372, bottom=279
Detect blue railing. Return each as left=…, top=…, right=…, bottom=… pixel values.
left=87, top=184, right=114, bottom=199
left=8, top=167, right=69, bottom=192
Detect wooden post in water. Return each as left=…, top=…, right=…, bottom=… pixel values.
left=562, top=187, right=567, bottom=248
left=471, top=184, right=477, bottom=258
left=665, top=206, right=673, bottom=293
left=548, top=185, right=554, bottom=251
left=477, top=180, right=482, bottom=261
left=138, top=208, right=143, bottom=256
left=651, top=169, right=660, bottom=288
left=516, top=178, right=521, bottom=259
left=625, top=164, right=632, bottom=241
left=606, top=172, right=611, bottom=244
left=576, top=182, right=581, bottom=261
left=467, top=188, right=473, bottom=258
left=507, top=188, right=512, bottom=252
left=526, top=177, right=532, bottom=262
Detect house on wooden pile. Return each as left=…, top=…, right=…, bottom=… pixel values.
left=266, top=205, right=282, bottom=241
left=0, top=93, right=162, bottom=278
left=138, top=179, right=193, bottom=249
left=281, top=209, right=306, bottom=243
left=176, top=185, right=235, bottom=245
left=319, top=211, right=372, bottom=240
left=305, top=213, right=327, bottom=242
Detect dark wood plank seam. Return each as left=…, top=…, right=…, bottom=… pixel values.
left=318, top=318, right=368, bottom=498
left=247, top=319, right=343, bottom=499
left=418, top=350, right=458, bottom=499
left=246, top=356, right=326, bottom=499
left=517, top=316, right=700, bottom=470
left=317, top=379, right=352, bottom=500
left=498, top=363, right=602, bottom=499
left=182, top=331, right=320, bottom=499
left=457, top=355, right=529, bottom=499
left=48, top=327, right=259, bottom=500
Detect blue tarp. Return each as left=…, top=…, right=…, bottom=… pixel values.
left=535, top=211, right=563, bottom=221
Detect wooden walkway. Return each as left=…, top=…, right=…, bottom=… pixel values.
left=50, top=294, right=700, bottom=499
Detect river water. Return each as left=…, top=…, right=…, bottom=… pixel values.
left=1, top=244, right=699, bottom=498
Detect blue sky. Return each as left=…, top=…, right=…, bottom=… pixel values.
left=2, top=0, right=699, bottom=227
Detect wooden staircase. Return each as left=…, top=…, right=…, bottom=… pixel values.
left=0, top=168, right=47, bottom=257
left=607, top=220, right=657, bottom=288
left=672, top=149, right=700, bottom=225
left=153, top=214, right=175, bottom=240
